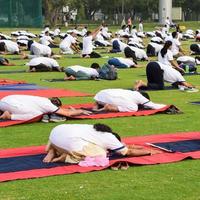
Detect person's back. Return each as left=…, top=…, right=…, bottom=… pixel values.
left=67, top=65, right=99, bottom=76
left=0, top=95, right=58, bottom=120
left=82, top=35, right=93, bottom=55
left=31, top=42, right=51, bottom=56
left=49, top=124, right=122, bottom=152
left=158, top=49, right=173, bottom=66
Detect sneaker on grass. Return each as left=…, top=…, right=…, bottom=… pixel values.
left=49, top=114, right=67, bottom=122
left=41, top=114, right=50, bottom=123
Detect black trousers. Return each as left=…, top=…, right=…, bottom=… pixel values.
left=146, top=44, right=156, bottom=56
left=124, top=46, right=137, bottom=61
left=139, top=62, right=164, bottom=90
left=82, top=51, right=101, bottom=58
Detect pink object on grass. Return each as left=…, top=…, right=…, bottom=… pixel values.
left=79, top=156, right=109, bottom=167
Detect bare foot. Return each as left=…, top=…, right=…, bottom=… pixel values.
left=64, top=75, right=76, bottom=81
left=43, top=149, right=55, bottom=163
left=20, top=52, right=28, bottom=59
left=150, top=149, right=163, bottom=155
left=0, top=111, right=11, bottom=120
left=134, top=80, right=146, bottom=90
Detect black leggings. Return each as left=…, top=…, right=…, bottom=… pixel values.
left=124, top=46, right=137, bottom=60
left=146, top=44, right=156, bottom=56
left=139, top=62, right=164, bottom=90
left=82, top=51, right=101, bottom=58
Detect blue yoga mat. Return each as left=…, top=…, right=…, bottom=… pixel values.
left=0, top=84, right=47, bottom=91
left=150, top=139, right=200, bottom=153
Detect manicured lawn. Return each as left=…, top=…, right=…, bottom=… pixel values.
left=0, top=21, right=200, bottom=200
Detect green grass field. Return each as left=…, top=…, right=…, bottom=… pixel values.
left=0, top=22, right=200, bottom=200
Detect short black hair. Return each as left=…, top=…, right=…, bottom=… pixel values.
left=172, top=31, right=178, bottom=38
left=90, top=63, right=100, bottom=69
left=86, top=31, right=92, bottom=36
left=50, top=97, right=62, bottom=107
left=93, top=123, right=121, bottom=141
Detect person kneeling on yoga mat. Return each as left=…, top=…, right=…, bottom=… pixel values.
left=0, top=95, right=91, bottom=123
left=92, top=89, right=166, bottom=112
left=43, top=123, right=161, bottom=164
left=134, top=61, right=196, bottom=91
left=26, top=57, right=64, bottom=72
left=64, top=63, right=100, bottom=80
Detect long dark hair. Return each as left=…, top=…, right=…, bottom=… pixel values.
left=160, top=40, right=172, bottom=58
left=94, top=123, right=121, bottom=141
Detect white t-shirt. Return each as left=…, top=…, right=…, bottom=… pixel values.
left=27, top=57, right=59, bottom=68
left=67, top=65, right=99, bottom=77
left=177, top=56, right=195, bottom=64
left=129, top=46, right=148, bottom=60
left=157, top=62, right=185, bottom=83
left=30, top=42, right=52, bottom=57
left=171, top=38, right=181, bottom=56
left=39, top=35, right=53, bottom=46
left=158, top=49, right=173, bottom=66
left=0, top=40, right=19, bottom=53
left=50, top=124, right=126, bottom=154
left=59, top=34, right=76, bottom=49
left=115, top=57, right=136, bottom=67
left=54, top=28, right=61, bottom=36
left=0, top=95, right=58, bottom=120
left=139, top=23, right=143, bottom=32
left=82, top=35, right=93, bottom=55
left=94, top=89, right=165, bottom=112
left=151, top=37, right=163, bottom=43
left=149, top=42, right=163, bottom=53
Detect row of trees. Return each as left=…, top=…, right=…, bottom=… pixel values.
left=42, top=0, right=200, bottom=25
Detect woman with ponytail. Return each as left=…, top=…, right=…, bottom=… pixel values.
left=158, top=41, right=185, bottom=74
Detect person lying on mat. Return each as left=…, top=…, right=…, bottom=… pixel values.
left=64, top=63, right=100, bottom=80
left=0, top=57, right=15, bottom=66
left=0, top=40, right=20, bottom=55
left=92, top=89, right=166, bottom=112
left=43, top=123, right=161, bottom=163
left=26, top=57, right=64, bottom=72
left=0, top=95, right=91, bottom=122
left=134, top=61, right=197, bottom=91
left=107, top=57, right=138, bottom=68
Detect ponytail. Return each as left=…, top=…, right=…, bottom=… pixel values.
left=160, top=40, right=172, bottom=58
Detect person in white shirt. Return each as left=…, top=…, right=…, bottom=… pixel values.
left=165, top=17, right=171, bottom=33
left=59, top=33, right=79, bottom=54
left=134, top=61, right=195, bottom=91
left=147, top=42, right=163, bottom=56
left=94, top=32, right=111, bottom=47
left=110, top=36, right=128, bottom=53
left=43, top=123, right=161, bottom=163
left=22, top=41, right=52, bottom=59
left=81, top=26, right=88, bottom=37
left=171, top=32, right=184, bottom=57
left=54, top=27, right=61, bottom=37
left=151, top=36, right=164, bottom=44
left=0, top=95, right=91, bottom=121
left=39, top=31, right=58, bottom=48
left=177, top=56, right=200, bottom=66
left=26, top=57, right=63, bottom=72
left=108, top=57, right=137, bottom=68
left=101, top=24, right=112, bottom=39
left=138, top=20, right=143, bottom=33
left=158, top=40, right=185, bottom=74
left=0, top=40, right=19, bottom=54
left=93, top=89, right=166, bottom=112
left=124, top=46, right=148, bottom=61
left=64, top=63, right=100, bottom=80
left=82, top=26, right=101, bottom=58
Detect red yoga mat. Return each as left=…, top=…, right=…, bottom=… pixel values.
left=63, top=103, right=172, bottom=119
left=0, top=79, right=26, bottom=85
left=0, top=89, right=92, bottom=99
left=0, top=132, right=199, bottom=182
